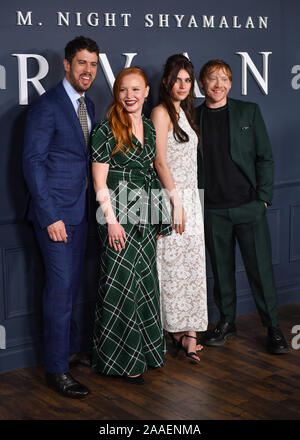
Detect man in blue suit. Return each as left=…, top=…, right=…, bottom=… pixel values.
left=23, top=36, right=99, bottom=398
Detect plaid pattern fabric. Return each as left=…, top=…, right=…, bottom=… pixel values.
left=91, top=117, right=172, bottom=376
left=93, top=224, right=166, bottom=375
left=105, top=168, right=172, bottom=237
left=78, top=97, right=89, bottom=146
left=92, top=117, right=172, bottom=236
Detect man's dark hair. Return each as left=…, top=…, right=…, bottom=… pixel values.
left=64, top=36, right=99, bottom=64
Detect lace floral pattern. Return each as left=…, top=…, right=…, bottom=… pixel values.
left=157, top=108, right=208, bottom=332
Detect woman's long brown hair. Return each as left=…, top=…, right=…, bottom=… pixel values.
left=158, top=54, right=199, bottom=143
left=107, top=67, right=148, bottom=155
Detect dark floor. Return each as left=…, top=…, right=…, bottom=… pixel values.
left=0, top=302, right=299, bottom=420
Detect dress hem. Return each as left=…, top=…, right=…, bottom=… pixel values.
left=163, top=326, right=208, bottom=333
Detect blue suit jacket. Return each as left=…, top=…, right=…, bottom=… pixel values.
left=23, top=81, right=95, bottom=228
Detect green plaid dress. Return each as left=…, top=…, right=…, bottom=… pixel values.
left=91, top=116, right=172, bottom=376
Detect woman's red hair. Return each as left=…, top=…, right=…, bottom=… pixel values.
left=107, top=67, right=148, bottom=155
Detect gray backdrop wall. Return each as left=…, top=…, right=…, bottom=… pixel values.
left=0, top=0, right=299, bottom=372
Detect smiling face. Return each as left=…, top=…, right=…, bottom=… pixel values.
left=170, top=69, right=192, bottom=103
left=63, top=49, right=98, bottom=94
left=118, top=73, right=149, bottom=116
left=200, top=67, right=232, bottom=108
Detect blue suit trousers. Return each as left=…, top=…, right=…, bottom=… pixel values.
left=33, top=218, right=88, bottom=374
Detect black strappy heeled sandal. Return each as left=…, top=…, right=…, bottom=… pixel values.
left=179, top=334, right=202, bottom=363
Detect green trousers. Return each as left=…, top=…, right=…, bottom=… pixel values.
left=204, top=199, right=279, bottom=327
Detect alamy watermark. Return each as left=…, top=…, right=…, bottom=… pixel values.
left=0, top=325, right=6, bottom=349
left=291, top=325, right=300, bottom=350
left=95, top=185, right=204, bottom=234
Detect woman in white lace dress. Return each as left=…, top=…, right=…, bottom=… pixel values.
left=151, top=54, right=208, bottom=362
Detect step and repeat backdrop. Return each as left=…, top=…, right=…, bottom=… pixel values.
left=0, top=0, right=299, bottom=371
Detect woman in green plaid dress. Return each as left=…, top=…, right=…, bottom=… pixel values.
left=91, top=67, right=172, bottom=384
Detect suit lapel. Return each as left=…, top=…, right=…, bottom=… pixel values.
left=85, top=97, right=95, bottom=127
left=55, top=82, right=86, bottom=148
left=195, top=104, right=204, bottom=158
left=227, top=98, right=240, bottom=159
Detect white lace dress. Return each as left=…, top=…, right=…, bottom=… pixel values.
left=157, top=108, right=208, bottom=332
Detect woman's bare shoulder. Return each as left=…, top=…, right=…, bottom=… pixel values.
left=151, top=104, right=170, bottom=121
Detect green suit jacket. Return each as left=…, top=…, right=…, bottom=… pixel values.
left=195, top=97, right=274, bottom=205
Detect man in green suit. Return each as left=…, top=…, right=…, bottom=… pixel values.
left=195, top=59, right=288, bottom=354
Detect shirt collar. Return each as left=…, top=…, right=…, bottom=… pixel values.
left=63, top=77, right=85, bottom=104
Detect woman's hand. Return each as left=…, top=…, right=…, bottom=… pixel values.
left=172, top=205, right=186, bottom=234
left=108, top=222, right=126, bottom=251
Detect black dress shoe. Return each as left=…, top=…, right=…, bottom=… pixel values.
left=46, top=372, right=90, bottom=398
left=68, top=352, right=92, bottom=367
left=204, top=322, right=237, bottom=346
left=267, top=327, right=289, bottom=354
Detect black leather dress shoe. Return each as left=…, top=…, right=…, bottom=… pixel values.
left=267, top=327, right=289, bottom=354
left=68, top=352, right=92, bottom=367
left=46, top=372, right=90, bottom=398
left=204, top=322, right=237, bottom=346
